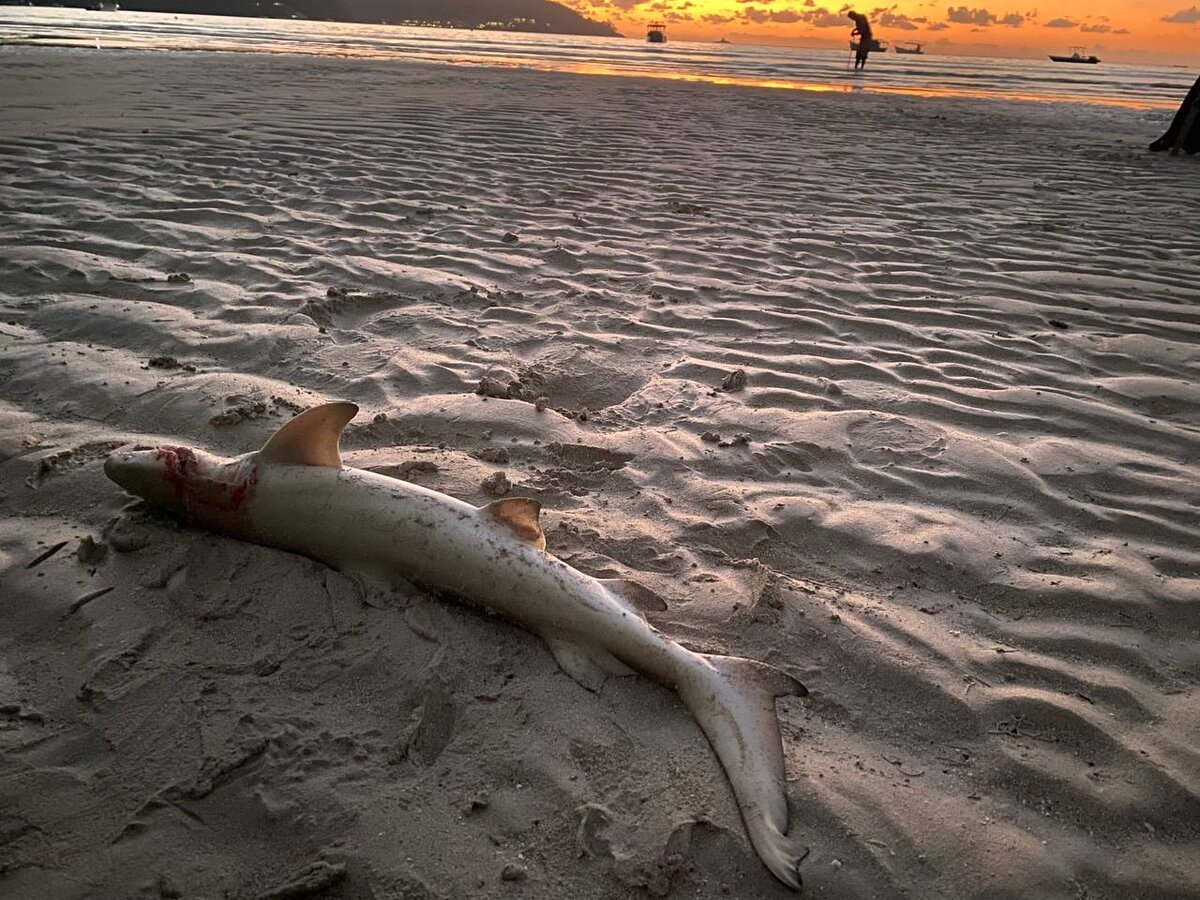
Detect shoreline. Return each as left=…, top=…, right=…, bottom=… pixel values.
left=0, top=43, right=1177, bottom=110
left=0, top=9, right=1192, bottom=111
left=0, top=44, right=1185, bottom=120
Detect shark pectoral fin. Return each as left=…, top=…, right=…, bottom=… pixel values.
left=259, top=401, right=359, bottom=468
left=481, top=498, right=546, bottom=550
left=545, top=637, right=634, bottom=692
left=600, top=578, right=667, bottom=614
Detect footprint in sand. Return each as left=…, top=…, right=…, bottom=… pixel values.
left=846, top=415, right=948, bottom=468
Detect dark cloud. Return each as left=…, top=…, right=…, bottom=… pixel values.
left=998, top=12, right=1024, bottom=26
left=1080, top=22, right=1110, bottom=32
left=742, top=5, right=819, bottom=24
left=1161, top=6, right=1200, bottom=23
left=876, top=8, right=925, bottom=30
left=947, top=6, right=997, bottom=25
left=739, top=1, right=911, bottom=29
left=809, top=11, right=847, bottom=26
left=788, top=6, right=853, bottom=27
left=1044, top=16, right=1077, bottom=27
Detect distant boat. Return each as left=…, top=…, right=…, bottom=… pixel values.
left=895, top=41, right=924, bottom=55
left=716, top=38, right=732, bottom=44
left=647, top=22, right=666, bottom=43
left=849, top=38, right=888, bottom=52
left=1049, top=46, right=1100, bottom=64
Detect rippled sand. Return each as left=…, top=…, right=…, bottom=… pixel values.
left=1, top=48, right=1197, bottom=900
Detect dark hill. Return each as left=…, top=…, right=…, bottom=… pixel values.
left=61, top=1, right=621, bottom=36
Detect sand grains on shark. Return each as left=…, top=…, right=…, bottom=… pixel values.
left=104, top=401, right=813, bottom=889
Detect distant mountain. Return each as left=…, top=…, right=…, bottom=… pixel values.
left=55, top=1, right=621, bottom=36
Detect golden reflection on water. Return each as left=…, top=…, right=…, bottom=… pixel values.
left=545, top=61, right=1169, bottom=110
left=8, top=35, right=1172, bottom=110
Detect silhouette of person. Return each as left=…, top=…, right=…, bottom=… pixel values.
left=849, top=11, right=873, bottom=70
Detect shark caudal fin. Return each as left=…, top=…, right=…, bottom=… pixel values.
left=678, top=654, right=809, bottom=891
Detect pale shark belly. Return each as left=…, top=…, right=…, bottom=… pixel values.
left=242, top=466, right=620, bottom=639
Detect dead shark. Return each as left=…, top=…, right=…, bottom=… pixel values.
left=104, top=401, right=811, bottom=889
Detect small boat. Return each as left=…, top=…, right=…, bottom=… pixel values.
left=716, top=38, right=732, bottom=44
left=647, top=22, right=666, bottom=43
left=895, top=41, right=924, bottom=55
left=1049, top=46, right=1100, bottom=64
left=849, top=38, right=888, bottom=52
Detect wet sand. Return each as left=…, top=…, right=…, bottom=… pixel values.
left=1, top=47, right=1198, bottom=900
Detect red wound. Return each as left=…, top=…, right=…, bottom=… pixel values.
left=156, top=447, right=257, bottom=519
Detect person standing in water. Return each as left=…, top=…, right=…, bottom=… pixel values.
left=849, top=11, right=873, bottom=70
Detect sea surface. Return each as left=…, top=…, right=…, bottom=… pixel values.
left=0, top=6, right=1194, bottom=109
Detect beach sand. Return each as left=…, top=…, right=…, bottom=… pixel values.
left=1, top=47, right=1197, bottom=899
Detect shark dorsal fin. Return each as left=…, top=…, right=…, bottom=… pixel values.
left=259, top=401, right=359, bottom=467
left=481, top=498, right=545, bottom=550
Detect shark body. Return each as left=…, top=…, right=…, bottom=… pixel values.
left=104, top=402, right=810, bottom=889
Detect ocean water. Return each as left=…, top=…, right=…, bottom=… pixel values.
left=0, top=6, right=1193, bottom=110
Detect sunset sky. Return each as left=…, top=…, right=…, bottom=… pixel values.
left=560, top=0, right=1200, bottom=65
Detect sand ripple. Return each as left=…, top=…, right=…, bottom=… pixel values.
left=1, top=50, right=1197, bottom=899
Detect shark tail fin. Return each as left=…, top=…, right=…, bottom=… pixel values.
left=679, top=653, right=809, bottom=890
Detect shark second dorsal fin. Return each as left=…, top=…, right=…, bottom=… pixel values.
left=481, top=498, right=545, bottom=550
left=259, top=401, right=359, bottom=468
